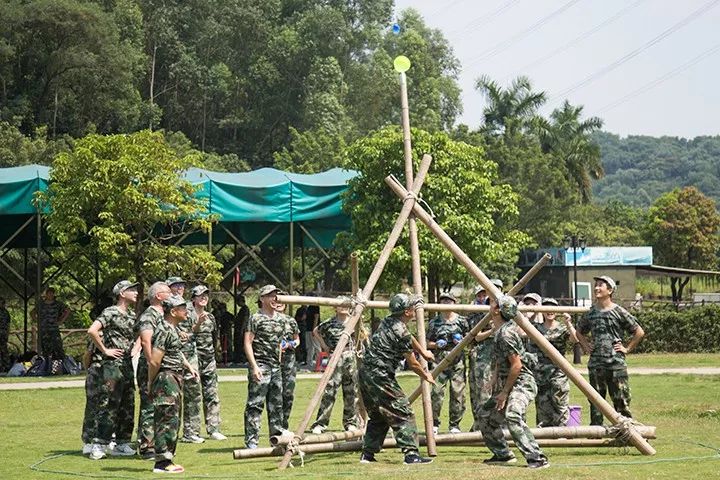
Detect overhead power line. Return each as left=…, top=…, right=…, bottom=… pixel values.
left=598, top=42, right=720, bottom=113
left=464, top=0, right=584, bottom=67
left=446, top=0, right=522, bottom=38
left=550, top=0, right=720, bottom=102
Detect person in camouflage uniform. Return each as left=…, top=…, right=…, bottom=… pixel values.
left=86, top=280, right=140, bottom=460
left=244, top=285, right=287, bottom=448
left=466, top=287, right=497, bottom=432
left=135, top=281, right=172, bottom=459
left=190, top=285, right=227, bottom=440
left=576, top=276, right=645, bottom=426
left=0, top=297, right=10, bottom=371
left=426, top=292, right=468, bottom=433
left=81, top=338, right=103, bottom=454
left=310, top=297, right=360, bottom=434
left=478, top=295, right=549, bottom=469
left=526, top=297, right=578, bottom=427
left=31, top=287, right=70, bottom=359
left=359, top=293, right=435, bottom=465
left=148, top=295, right=198, bottom=474
left=274, top=296, right=300, bottom=430
left=166, top=277, right=204, bottom=444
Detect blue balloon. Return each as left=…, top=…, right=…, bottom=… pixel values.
left=392, top=23, right=401, bottom=34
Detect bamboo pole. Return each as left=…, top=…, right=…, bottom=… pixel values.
left=276, top=295, right=589, bottom=314
left=349, top=251, right=368, bottom=424
left=271, top=429, right=365, bottom=447
left=408, top=253, right=551, bottom=403
left=399, top=69, right=436, bottom=456
left=384, top=175, right=657, bottom=456
left=276, top=154, right=434, bottom=470
left=236, top=426, right=656, bottom=459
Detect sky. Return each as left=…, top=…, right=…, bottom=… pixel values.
left=393, top=0, right=720, bottom=138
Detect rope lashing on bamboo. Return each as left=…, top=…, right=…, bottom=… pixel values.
left=286, top=434, right=305, bottom=467
left=350, top=290, right=369, bottom=311
left=609, top=417, right=645, bottom=444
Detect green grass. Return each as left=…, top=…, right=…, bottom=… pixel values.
left=2, top=367, right=720, bottom=480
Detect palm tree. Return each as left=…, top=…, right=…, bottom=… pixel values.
left=542, top=100, right=604, bottom=202
left=475, top=75, right=547, bottom=139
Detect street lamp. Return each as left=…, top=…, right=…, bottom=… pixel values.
left=564, top=234, right=586, bottom=364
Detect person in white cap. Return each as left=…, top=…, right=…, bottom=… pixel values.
left=576, top=276, right=645, bottom=425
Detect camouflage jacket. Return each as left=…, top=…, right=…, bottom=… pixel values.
left=577, top=304, right=640, bottom=370
left=427, top=314, right=468, bottom=366
left=362, top=315, right=412, bottom=377
left=152, top=319, right=184, bottom=373
left=316, top=316, right=352, bottom=352
left=37, top=300, right=67, bottom=329
left=175, top=296, right=197, bottom=356
left=247, top=310, right=286, bottom=367
left=493, top=320, right=535, bottom=387
left=466, top=313, right=494, bottom=363
left=281, top=313, right=299, bottom=349
left=134, top=306, right=164, bottom=359
left=194, top=310, right=217, bottom=359
left=528, top=322, right=570, bottom=366
left=96, top=305, right=136, bottom=363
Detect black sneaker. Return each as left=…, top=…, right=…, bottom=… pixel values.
left=403, top=452, right=433, bottom=465
left=359, top=452, right=377, bottom=464
left=527, top=457, right=549, bottom=469
left=483, top=453, right=517, bottom=465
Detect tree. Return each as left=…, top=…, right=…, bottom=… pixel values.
left=38, top=130, right=222, bottom=293
left=338, top=127, right=531, bottom=299
left=475, top=75, right=546, bottom=140
left=542, top=100, right=604, bottom=202
left=0, top=122, right=70, bottom=167
left=644, top=186, right=720, bottom=301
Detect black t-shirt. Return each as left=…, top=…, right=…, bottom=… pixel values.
left=295, top=305, right=308, bottom=332
left=306, top=305, right=320, bottom=330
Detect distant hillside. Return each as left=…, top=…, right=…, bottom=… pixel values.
left=592, top=131, right=720, bottom=207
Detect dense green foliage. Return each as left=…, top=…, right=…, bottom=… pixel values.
left=635, top=305, right=720, bottom=352
left=593, top=131, right=720, bottom=206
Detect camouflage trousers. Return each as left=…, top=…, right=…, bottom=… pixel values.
left=244, top=363, right=283, bottom=446
left=535, top=366, right=569, bottom=427
left=430, top=356, right=466, bottom=429
left=94, top=358, right=136, bottom=444
left=312, top=350, right=359, bottom=430
left=198, top=353, right=221, bottom=434
left=479, top=374, right=546, bottom=462
left=39, top=327, right=64, bottom=359
left=153, top=370, right=184, bottom=461
left=468, top=349, right=493, bottom=431
left=182, top=352, right=203, bottom=438
left=588, top=366, right=632, bottom=425
left=280, top=349, right=297, bottom=430
left=359, top=368, right=418, bottom=455
left=81, top=363, right=102, bottom=443
left=136, top=355, right=154, bottom=454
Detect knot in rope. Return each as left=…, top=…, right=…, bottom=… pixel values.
left=351, top=290, right=368, bottom=310
left=608, top=416, right=643, bottom=444
left=286, top=435, right=305, bottom=467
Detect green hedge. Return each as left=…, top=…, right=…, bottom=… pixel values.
left=635, top=305, right=720, bottom=353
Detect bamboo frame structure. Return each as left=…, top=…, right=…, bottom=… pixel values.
left=384, top=175, right=656, bottom=456
left=276, top=154, right=434, bottom=470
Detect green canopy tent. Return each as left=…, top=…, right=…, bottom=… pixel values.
left=0, top=164, right=357, bottom=352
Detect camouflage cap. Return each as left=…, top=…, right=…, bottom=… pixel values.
left=541, top=297, right=559, bottom=306
left=497, top=294, right=517, bottom=321
left=258, top=284, right=280, bottom=297
left=490, top=278, right=504, bottom=290
left=165, top=276, right=185, bottom=286
left=438, top=291, right=457, bottom=303
left=162, top=296, right=187, bottom=312
left=191, top=285, right=209, bottom=297
left=522, top=292, right=542, bottom=305
left=474, top=285, right=486, bottom=295
left=112, top=280, right=139, bottom=296
left=336, top=295, right=351, bottom=305
left=593, top=275, right=617, bottom=293
left=389, top=293, right=424, bottom=315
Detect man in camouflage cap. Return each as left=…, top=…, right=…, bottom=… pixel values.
left=310, top=296, right=360, bottom=435
left=576, top=276, right=645, bottom=425
left=86, top=280, right=140, bottom=460
left=359, top=293, right=436, bottom=465
left=478, top=294, right=549, bottom=469
left=426, top=292, right=468, bottom=434
left=147, top=295, right=197, bottom=474
left=135, top=281, right=172, bottom=459
left=243, top=284, right=286, bottom=448
left=190, top=285, right=227, bottom=440
left=274, top=292, right=300, bottom=430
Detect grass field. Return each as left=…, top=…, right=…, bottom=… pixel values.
left=2, top=357, right=720, bottom=479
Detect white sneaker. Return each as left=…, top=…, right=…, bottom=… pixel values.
left=432, top=426, right=438, bottom=435
left=89, top=444, right=106, bottom=460
left=345, top=425, right=358, bottom=432
left=209, top=431, right=227, bottom=441
left=82, top=443, right=92, bottom=455
left=246, top=442, right=258, bottom=450
left=110, top=443, right=136, bottom=456
left=449, top=427, right=461, bottom=434
left=311, top=425, right=324, bottom=435
left=181, top=434, right=205, bottom=444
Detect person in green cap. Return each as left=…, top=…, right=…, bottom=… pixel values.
left=359, top=293, right=435, bottom=465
